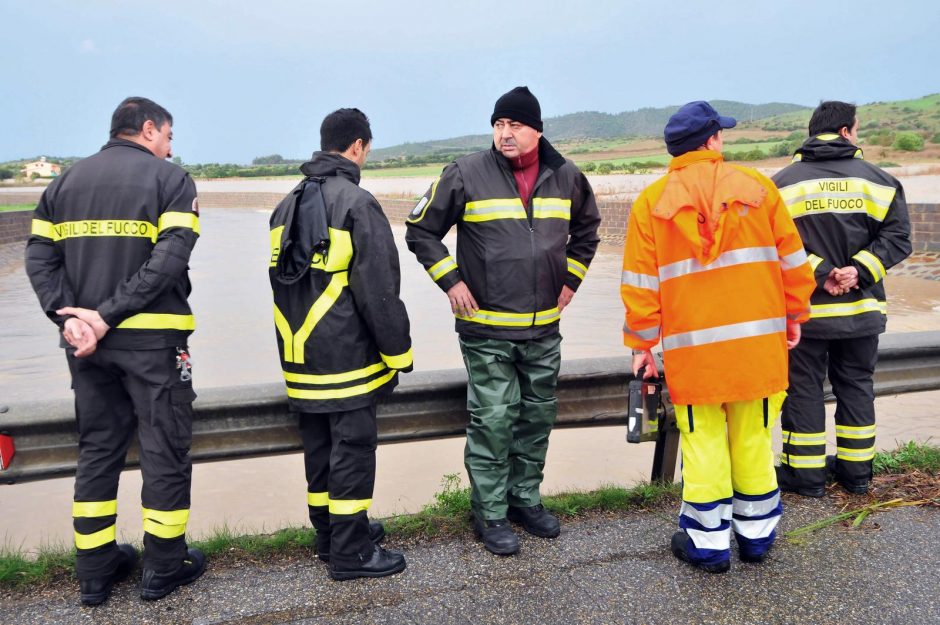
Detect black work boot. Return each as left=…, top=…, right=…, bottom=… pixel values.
left=670, top=531, right=730, bottom=574
left=317, top=521, right=386, bottom=562
left=329, top=545, right=406, bottom=581
left=827, top=455, right=870, bottom=494
left=79, top=544, right=137, bottom=606
left=507, top=504, right=561, bottom=538
left=472, top=515, right=520, bottom=556
left=775, top=465, right=825, bottom=498
left=140, top=548, right=206, bottom=601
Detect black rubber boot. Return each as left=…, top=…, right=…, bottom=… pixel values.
left=670, top=531, right=730, bottom=574
left=472, top=516, right=520, bottom=555
left=317, top=521, right=386, bottom=562
left=79, top=544, right=137, bottom=606
left=775, top=464, right=825, bottom=498
left=507, top=504, right=561, bottom=538
left=140, top=548, right=206, bottom=601
left=329, top=545, right=406, bottom=581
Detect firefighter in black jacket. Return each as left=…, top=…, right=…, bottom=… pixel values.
left=405, top=87, right=601, bottom=555
left=269, top=109, right=412, bottom=580
left=25, top=97, right=205, bottom=605
left=772, top=101, right=911, bottom=497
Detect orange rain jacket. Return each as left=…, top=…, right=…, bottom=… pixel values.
left=621, top=150, right=815, bottom=405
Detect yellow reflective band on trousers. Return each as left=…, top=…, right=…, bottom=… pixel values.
left=284, top=362, right=388, bottom=385
left=142, top=507, right=190, bottom=539
left=73, top=499, right=118, bottom=517
left=74, top=525, right=116, bottom=550
left=853, top=250, right=886, bottom=283
left=455, top=307, right=560, bottom=327
left=286, top=369, right=397, bottom=400
left=781, top=430, right=827, bottom=445
left=428, top=256, right=458, bottom=282
left=33, top=219, right=159, bottom=242
left=328, top=498, right=372, bottom=515
left=811, top=299, right=886, bottom=319
left=381, top=349, right=413, bottom=370
left=836, top=424, right=876, bottom=439
left=779, top=177, right=896, bottom=222
left=158, top=211, right=200, bottom=235
left=779, top=453, right=827, bottom=468
left=307, top=491, right=329, bottom=507
left=567, top=257, right=587, bottom=280
left=274, top=271, right=348, bottom=364
left=116, top=313, right=196, bottom=331
left=269, top=225, right=284, bottom=267
left=837, top=446, right=875, bottom=462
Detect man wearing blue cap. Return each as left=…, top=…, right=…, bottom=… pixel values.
left=621, top=101, right=814, bottom=572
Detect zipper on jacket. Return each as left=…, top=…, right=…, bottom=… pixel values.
left=686, top=405, right=694, bottom=433
left=763, top=397, right=769, bottom=428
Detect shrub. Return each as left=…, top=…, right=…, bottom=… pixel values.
left=580, top=161, right=596, bottom=172
left=893, top=132, right=925, bottom=152
left=597, top=163, right=613, bottom=175
left=930, top=133, right=940, bottom=144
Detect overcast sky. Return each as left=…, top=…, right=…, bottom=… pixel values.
left=2, top=0, right=938, bottom=163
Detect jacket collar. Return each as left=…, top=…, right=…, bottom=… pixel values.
left=793, top=134, right=863, bottom=163
left=300, top=152, right=361, bottom=185
left=100, top=137, right=159, bottom=157
left=492, top=136, right=566, bottom=173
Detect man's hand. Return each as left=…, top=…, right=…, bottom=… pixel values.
left=823, top=268, right=847, bottom=296
left=558, top=285, right=575, bottom=312
left=63, top=317, right=98, bottom=358
left=786, top=321, right=801, bottom=350
left=632, top=350, right=659, bottom=379
left=446, top=281, right=479, bottom=318
left=57, top=307, right=110, bottom=340
left=833, top=265, right=859, bottom=290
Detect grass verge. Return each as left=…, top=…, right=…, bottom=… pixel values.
left=0, top=204, right=33, bottom=213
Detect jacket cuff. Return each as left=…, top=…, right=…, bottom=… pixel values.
left=436, top=269, right=463, bottom=293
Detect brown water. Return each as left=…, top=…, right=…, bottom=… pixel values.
left=2, top=208, right=939, bottom=552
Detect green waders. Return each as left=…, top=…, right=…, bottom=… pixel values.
left=459, top=334, right=562, bottom=520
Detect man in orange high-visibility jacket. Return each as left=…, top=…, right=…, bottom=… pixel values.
left=621, top=101, right=815, bottom=573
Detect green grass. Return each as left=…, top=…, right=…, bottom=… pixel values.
left=362, top=164, right=447, bottom=178
left=873, top=440, right=940, bottom=475
left=0, top=204, right=33, bottom=213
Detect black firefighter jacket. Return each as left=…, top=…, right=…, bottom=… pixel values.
left=25, top=139, right=200, bottom=350
left=405, top=138, right=601, bottom=340
left=772, top=135, right=911, bottom=338
left=269, top=152, right=412, bottom=413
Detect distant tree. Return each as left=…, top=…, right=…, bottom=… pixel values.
left=580, top=162, right=596, bottom=172
left=0, top=167, right=15, bottom=180
left=597, top=162, right=613, bottom=175
left=893, top=132, right=925, bottom=152
left=171, top=156, right=182, bottom=165
left=252, top=154, right=286, bottom=165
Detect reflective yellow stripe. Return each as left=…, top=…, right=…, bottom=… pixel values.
left=73, top=500, right=118, bottom=518
left=143, top=519, right=187, bottom=539
left=811, top=299, right=886, bottom=319
left=74, top=525, right=116, bottom=550
left=42, top=219, right=159, bottom=242
left=381, top=349, right=413, bottom=370
left=532, top=197, right=571, bottom=220
left=286, top=369, right=397, bottom=400
left=428, top=256, right=458, bottom=282
left=273, top=304, right=294, bottom=362
left=779, top=453, right=827, bottom=468
left=311, top=228, right=353, bottom=272
left=31, top=219, right=55, bottom=239
left=836, top=446, right=875, bottom=461
left=816, top=133, right=840, bottom=141
left=142, top=507, right=191, bottom=525
left=779, top=177, right=896, bottom=222
left=269, top=225, right=284, bottom=267
left=157, top=211, right=200, bottom=235
left=307, top=492, right=329, bottom=507
left=463, top=198, right=527, bottom=222
left=853, top=250, right=886, bottom=283
left=407, top=177, right=440, bottom=223
left=567, top=257, right=587, bottom=280
left=807, top=253, right=824, bottom=271
left=782, top=430, right=827, bottom=445
left=275, top=272, right=348, bottom=365
left=116, top=313, right=195, bottom=331
left=456, top=307, right=560, bottom=327
left=283, top=362, right=387, bottom=385
left=835, top=424, right=876, bottom=439
left=328, top=498, right=372, bottom=515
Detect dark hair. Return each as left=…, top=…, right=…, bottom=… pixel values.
left=808, top=101, right=857, bottom=136
left=320, top=108, right=372, bottom=153
left=110, top=97, right=173, bottom=139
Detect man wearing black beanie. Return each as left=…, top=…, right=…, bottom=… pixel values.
left=406, top=86, right=601, bottom=556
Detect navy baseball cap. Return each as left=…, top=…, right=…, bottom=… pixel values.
left=664, top=101, right=737, bottom=156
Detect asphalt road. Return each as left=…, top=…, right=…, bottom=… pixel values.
left=2, top=495, right=938, bottom=625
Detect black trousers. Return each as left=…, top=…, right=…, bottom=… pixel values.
left=67, top=346, right=195, bottom=579
left=299, top=404, right=377, bottom=567
left=780, top=335, right=879, bottom=490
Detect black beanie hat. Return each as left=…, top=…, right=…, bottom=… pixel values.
left=490, top=86, right=543, bottom=132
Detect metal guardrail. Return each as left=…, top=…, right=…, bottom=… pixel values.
left=2, top=331, right=939, bottom=485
